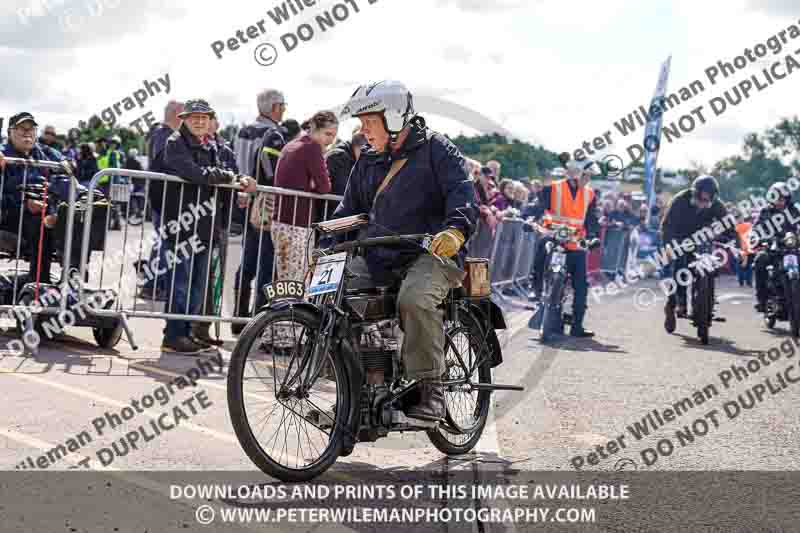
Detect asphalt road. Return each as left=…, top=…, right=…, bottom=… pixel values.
left=1, top=223, right=798, bottom=531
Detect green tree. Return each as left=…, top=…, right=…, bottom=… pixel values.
left=449, top=133, right=562, bottom=178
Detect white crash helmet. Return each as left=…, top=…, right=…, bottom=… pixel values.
left=341, top=80, right=416, bottom=137
left=767, top=181, right=791, bottom=204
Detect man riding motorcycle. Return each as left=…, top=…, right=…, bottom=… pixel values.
left=331, top=80, right=478, bottom=422
left=753, top=181, right=800, bottom=312
left=529, top=155, right=600, bottom=337
left=662, top=175, right=735, bottom=332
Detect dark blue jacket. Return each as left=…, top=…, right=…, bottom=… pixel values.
left=152, top=124, right=238, bottom=243
left=1, top=142, right=67, bottom=217
left=332, top=120, right=477, bottom=280
left=147, top=124, right=174, bottom=212
left=211, top=134, right=238, bottom=226
left=214, top=135, right=238, bottom=173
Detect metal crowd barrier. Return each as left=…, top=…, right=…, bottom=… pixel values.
left=466, top=219, right=495, bottom=260
left=599, top=226, right=630, bottom=278
left=76, top=168, right=344, bottom=349
left=487, top=218, right=537, bottom=308
left=0, top=157, right=90, bottom=354
left=625, top=227, right=641, bottom=275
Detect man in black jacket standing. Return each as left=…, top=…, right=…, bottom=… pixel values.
left=323, top=127, right=367, bottom=218
left=230, top=89, right=287, bottom=335
left=153, top=99, right=256, bottom=354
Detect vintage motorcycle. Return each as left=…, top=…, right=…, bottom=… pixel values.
left=227, top=215, right=523, bottom=482
left=527, top=221, right=600, bottom=342
left=757, top=233, right=800, bottom=337
left=665, top=241, right=726, bottom=344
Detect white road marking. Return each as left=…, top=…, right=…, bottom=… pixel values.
left=0, top=426, right=277, bottom=533
left=1, top=370, right=239, bottom=445
left=0, top=426, right=114, bottom=470
left=717, top=293, right=751, bottom=302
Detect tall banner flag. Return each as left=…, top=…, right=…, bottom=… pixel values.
left=643, top=55, right=672, bottom=229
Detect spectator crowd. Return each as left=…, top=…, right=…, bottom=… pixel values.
left=2, top=88, right=759, bottom=354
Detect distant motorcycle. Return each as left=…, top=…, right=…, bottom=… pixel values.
left=756, top=233, right=800, bottom=337
left=666, top=241, right=726, bottom=344
left=528, top=221, right=600, bottom=342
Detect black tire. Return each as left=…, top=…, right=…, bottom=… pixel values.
left=127, top=213, right=144, bottom=226
left=93, top=322, right=123, bottom=348
left=227, top=307, right=350, bottom=482
left=14, top=292, right=46, bottom=348
left=695, top=275, right=712, bottom=345
left=789, top=278, right=800, bottom=338
left=541, top=274, right=564, bottom=343
left=427, top=311, right=492, bottom=455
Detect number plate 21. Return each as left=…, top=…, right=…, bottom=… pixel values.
left=262, top=280, right=305, bottom=303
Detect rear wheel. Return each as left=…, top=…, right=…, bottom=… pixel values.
left=427, top=312, right=492, bottom=455
left=93, top=298, right=123, bottom=349
left=227, top=307, right=351, bottom=482
left=93, top=323, right=123, bottom=348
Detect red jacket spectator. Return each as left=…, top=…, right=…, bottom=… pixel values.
left=273, top=131, right=332, bottom=226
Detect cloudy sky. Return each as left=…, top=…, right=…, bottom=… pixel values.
left=1, top=0, right=799, bottom=170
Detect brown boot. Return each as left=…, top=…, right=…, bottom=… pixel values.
left=404, top=379, right=445, bottom=422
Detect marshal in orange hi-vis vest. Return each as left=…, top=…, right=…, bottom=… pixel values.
left=544, top=179, right=595, bottom=251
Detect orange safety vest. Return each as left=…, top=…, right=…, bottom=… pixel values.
left=736, top=222, right=752, bottom=255
left=545, top=179, right=595, bottom=250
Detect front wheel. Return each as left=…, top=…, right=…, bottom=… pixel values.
left=427, top=312, right=492, bottom=455
left=541, top=274, right=565, bottom=343
left=227, top=307, right=351, bottom=482
left=694, top=275, right=713, bottom=345
left=788, top=278, right=800, bottom=338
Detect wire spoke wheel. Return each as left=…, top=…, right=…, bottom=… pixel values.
left=427, top=312, right=492, bottom=455
left=227, top=307, right=350, bottom=482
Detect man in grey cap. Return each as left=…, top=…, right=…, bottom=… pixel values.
left=230, top=88, right=287, bottom=334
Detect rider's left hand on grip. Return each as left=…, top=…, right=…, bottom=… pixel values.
left=430, top=228, right=465, bottom=258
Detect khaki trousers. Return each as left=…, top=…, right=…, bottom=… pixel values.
left=348, top=254, right=465, bottom=380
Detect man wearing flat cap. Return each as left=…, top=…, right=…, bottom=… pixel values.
left=151, top=99, right=257, bottom=354
left=0, top=112, right=70, bottom=284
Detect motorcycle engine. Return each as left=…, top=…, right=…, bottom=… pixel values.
left=355, top=320, right=403, bottom=440
left=357, top=319, right=400, bottom=385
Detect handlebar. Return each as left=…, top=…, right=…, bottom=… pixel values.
left=528, top=221, right=601, bottom=251
left=314, top=234, right=433, bottom=258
